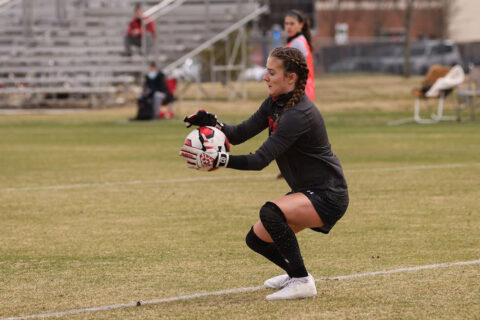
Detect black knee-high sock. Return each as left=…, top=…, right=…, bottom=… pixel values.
left=259, top=202, right=308, bottom=278
left=245, top=227, right=290, bottom=274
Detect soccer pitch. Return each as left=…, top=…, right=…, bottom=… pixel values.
left=1, top=75, right=479, bottom=319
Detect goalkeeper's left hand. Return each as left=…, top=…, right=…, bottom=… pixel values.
left=183, top=109, right=223, bottom=129
left=179, top=145, right=229, bottom=170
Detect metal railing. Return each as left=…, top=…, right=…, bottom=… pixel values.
left=140, top=0, right=187, bottom=66
left=143, top=0, right=186, bottom=20
left=139, top=0, right=268, bottom=69
left=0, top=0, right=20, bottom=15
left=164, top=4, right=268, bottom=73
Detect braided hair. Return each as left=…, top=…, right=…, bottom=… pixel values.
left=286, top=10, right=313, bottom=51
left=270, top=46, right=309, bottom=110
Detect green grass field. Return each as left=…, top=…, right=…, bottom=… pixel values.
left=1, top=75, right=479, bottom=319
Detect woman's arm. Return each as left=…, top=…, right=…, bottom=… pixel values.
left=228, top=108, right=310, bottom=170
left=221, top=99, right=269, bottom=145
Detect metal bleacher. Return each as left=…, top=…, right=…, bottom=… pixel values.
left=0, top=0, right=268, bottom=108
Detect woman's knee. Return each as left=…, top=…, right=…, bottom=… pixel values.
left=257, top=203, right=305, bottom=238
left=259, top=201, right=286, bottom=227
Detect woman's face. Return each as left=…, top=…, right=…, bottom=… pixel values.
left=264, top=56, right=296, bottom=97
left=284, top=15, right=303, bottom=38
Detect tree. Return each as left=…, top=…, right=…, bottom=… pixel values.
left=403, top=0, right=414, bottom=77
left=400, top=0, right=455, bottom=77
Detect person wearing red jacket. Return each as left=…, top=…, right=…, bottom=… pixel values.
left=124, top=4, right=156, bottom=56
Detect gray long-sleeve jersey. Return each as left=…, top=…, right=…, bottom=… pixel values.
left=222, top=94, right=348, bottom=193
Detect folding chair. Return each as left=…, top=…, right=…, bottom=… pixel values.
left=389, top=65, right=465, bottom=125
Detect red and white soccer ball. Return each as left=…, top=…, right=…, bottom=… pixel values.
left=183, top=126, right=230, bottom=171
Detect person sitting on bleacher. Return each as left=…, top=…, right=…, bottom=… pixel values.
left=124, top=4, right=155, bottom=56
left=133, top=62, right=175, bottom=121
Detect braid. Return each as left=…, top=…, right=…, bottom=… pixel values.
left=270, top=47, right=309, bottom=110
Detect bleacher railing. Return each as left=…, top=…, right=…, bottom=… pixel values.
left=140, top=0, right=188, bottom=65
left=0, top=0, right=20, bottom=15
left=143, top=0, right=186, bottom=20
left=164, top=4, right=268, bottom=74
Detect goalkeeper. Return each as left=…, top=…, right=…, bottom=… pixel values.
left=180, top=47, right=349, bottom=301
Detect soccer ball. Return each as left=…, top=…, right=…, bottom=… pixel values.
left=183, top=126, right=230, bottom=171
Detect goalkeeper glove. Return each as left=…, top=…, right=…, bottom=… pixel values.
left=183, top=109, right=224, bottom=129
left=179, top=145, right=229, bottom=171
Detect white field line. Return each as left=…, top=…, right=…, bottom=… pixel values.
left=1, top=163, right=477, bottom=193
left=3, top=258, right=480, bottom=320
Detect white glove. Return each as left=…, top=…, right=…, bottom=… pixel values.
left=179, top=145, right=229, bottom=171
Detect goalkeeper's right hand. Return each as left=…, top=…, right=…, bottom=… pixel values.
left=179, top=145, right=229, bottom=170
left=183, top=109, right=223, bottom=129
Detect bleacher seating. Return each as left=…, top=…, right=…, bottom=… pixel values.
left=0, top=0, right=266, bottom=108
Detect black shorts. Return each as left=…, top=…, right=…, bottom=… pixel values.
left=298, top=189, right=349, bottom=234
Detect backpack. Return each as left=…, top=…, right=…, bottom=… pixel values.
left=135, top=93, right=154, bottom=120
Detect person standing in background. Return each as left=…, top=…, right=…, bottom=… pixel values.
left=284, top=10, right=315, bottom=101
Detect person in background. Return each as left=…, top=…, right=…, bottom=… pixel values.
left=133, top=62, right=174, bottom=121
left=284, top=10, right=315, bottom=101
left=124, top=3, right=155, bottom=56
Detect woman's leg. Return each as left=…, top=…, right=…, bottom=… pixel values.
left=248, top=193, right=321, bottom=300
left=249, top=193, right=323, bottom=277
left=152, top=92, right=165, bottom=119
left=253, top=192, right=323, bottom=241
left=245, top=227, right=289, bottom=272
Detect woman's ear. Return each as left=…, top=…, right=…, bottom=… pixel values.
left=287, top=72, right=298, bottom=85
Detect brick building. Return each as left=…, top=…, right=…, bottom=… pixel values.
left=313, top=0, right=445, bottom=45
left=264, top=1, right=447, bottom=42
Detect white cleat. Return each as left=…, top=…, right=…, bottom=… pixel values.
left=266, top=274, right=317, bottom=301
left=264, top=274, right=291, bottom=289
